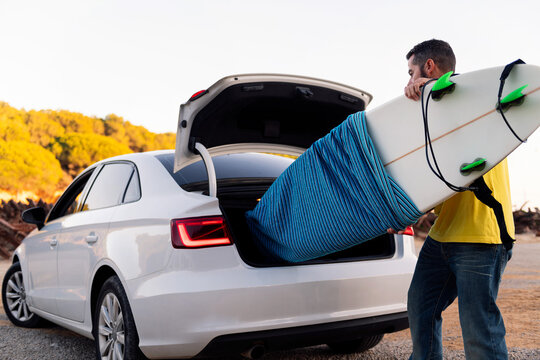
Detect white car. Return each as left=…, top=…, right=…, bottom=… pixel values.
left=2, top=74, right=417, bottom=359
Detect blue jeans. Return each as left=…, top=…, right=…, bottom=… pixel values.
left=408, top=236, right=510, bottom=360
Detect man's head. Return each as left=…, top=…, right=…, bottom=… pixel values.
left=406, top=39, right=456, bottom=84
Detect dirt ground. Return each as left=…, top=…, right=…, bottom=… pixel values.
left=385, top=232, right=540, bottom=350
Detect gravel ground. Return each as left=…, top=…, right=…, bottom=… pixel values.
left=1, top=236, right=539, bottom=359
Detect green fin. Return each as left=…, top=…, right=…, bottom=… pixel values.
left=501, top=84, right=528, bottom=104
left=460, top=158, right=486, bottom=175
left=431, top=71, right=456, bottom=100
left=432, top=71, right=455, bottom=92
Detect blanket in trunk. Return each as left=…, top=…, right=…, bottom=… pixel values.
left=245, top=111, right=423, bottom=263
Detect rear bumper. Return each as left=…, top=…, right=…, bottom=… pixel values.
left=195, top=311, right=409, bottom=358
left=128, top=237, right=417, bottom=359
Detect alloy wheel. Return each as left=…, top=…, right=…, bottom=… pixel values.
left=5, top=270, right=34, bottom=322
left=98, top=293, right=125, bottom=360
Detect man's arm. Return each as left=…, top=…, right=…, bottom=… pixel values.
left=404, top=77, right=430, bottom=101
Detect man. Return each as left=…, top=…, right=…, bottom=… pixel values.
left=399, top=39, right=514, bottom=360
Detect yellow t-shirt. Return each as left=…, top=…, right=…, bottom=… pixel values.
left=427, top=159, right=515, bottom=244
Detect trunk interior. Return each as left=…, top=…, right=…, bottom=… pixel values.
left=189, top=81, right=367, bottom=151
left=218, top=183, right=396, bottom=267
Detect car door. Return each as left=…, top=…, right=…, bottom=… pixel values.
left=25, top=170, right=95, bottom=315
left=23, top=220, right=62, bottom=315
left=55, top=161, right=137, bottom=322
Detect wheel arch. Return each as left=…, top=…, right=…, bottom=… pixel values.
left=90, top=265, right=118, bottom=331
left=12, top=245, right=25, bottom=265
left=89, top=264, right=145, bottom=359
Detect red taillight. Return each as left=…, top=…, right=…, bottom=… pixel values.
left=171, top=216, right=232, bottom=248
left=402, top=226, right=415, bottom=236
left=189, top=89, right=207, bottom=101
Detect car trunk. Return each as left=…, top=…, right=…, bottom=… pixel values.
left=174, top=74, right=372, bottom=172
left=217, top=181, right=396, bottom=267
left=170, top=74, right=393, bottom=267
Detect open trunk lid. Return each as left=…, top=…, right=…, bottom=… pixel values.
left=174, top=74, right=372, bottom=172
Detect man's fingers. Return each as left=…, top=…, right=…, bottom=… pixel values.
left=412, top=86, right=420, bottom=100
left=410, top=87, right=419, bottom=100
left=404, top=85, right=419, bottom=100
left=405, top=77, right=430, bottom=101
left=404, top=86, right=411, bottom=99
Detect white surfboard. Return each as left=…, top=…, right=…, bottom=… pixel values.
left=366, top=63, right=540, bottom=212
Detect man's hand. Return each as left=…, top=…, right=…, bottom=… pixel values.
left=387, top=228, right=406, bottom=235
left=404, top=77, right=430, bottom=101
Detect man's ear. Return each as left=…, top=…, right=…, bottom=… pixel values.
left=423, top=58, right=437, bottom=77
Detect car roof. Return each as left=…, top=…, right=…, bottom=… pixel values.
left=94, top=149, right=174, bottom=164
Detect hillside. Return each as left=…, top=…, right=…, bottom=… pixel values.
left=0, top=101, right=175, bottom=202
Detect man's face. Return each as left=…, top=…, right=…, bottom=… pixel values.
left=407, top=54, right=428, bottom=86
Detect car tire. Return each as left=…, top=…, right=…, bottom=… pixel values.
left=93, top=276, right=146, bottom=360
left=327, top=334, right=384, bottom=353
left=2, top=262, right=43, bottom=328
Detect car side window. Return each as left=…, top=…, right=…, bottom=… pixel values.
left=122, top=170, right=141, bottom=203
left=65, top=192, right=84, bottom=216
left=47, top=169, right=95, bottom=222
left=81, top=163, right=135, bottom=211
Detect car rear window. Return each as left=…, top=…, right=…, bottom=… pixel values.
left=155, top=152, right=294, bottom=190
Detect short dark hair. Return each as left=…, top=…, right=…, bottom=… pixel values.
left=406, top=39, right=456, bottom=72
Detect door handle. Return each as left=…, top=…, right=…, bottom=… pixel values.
left=50, top=237, right=58, bottom=247
left=85, top=234, right=99, bottom=244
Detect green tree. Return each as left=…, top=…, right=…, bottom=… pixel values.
left=25, top=110, right=65, bottom=147
left=0, top=140, right=63, bottom=196
left=123, top=122, right=175, bottom=151
left=0, top=102, right=25, bottom=122
left=0, top=118, right=30, bottom=142
left=104, top=114, right=129, bottom=145
left=0, top=101, right=176, bottom=197
left=0, top=102, right=30, bottom=142
left=44, top=109, right=105, bottom=135
left=154, top=132, right=175, bottom=150
left=125, top=122, right=156, bottom=151
left=50, top=133, right=133, bottom=175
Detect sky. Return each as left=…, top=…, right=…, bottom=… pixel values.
left=0, top=0, right=539, bottom=208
